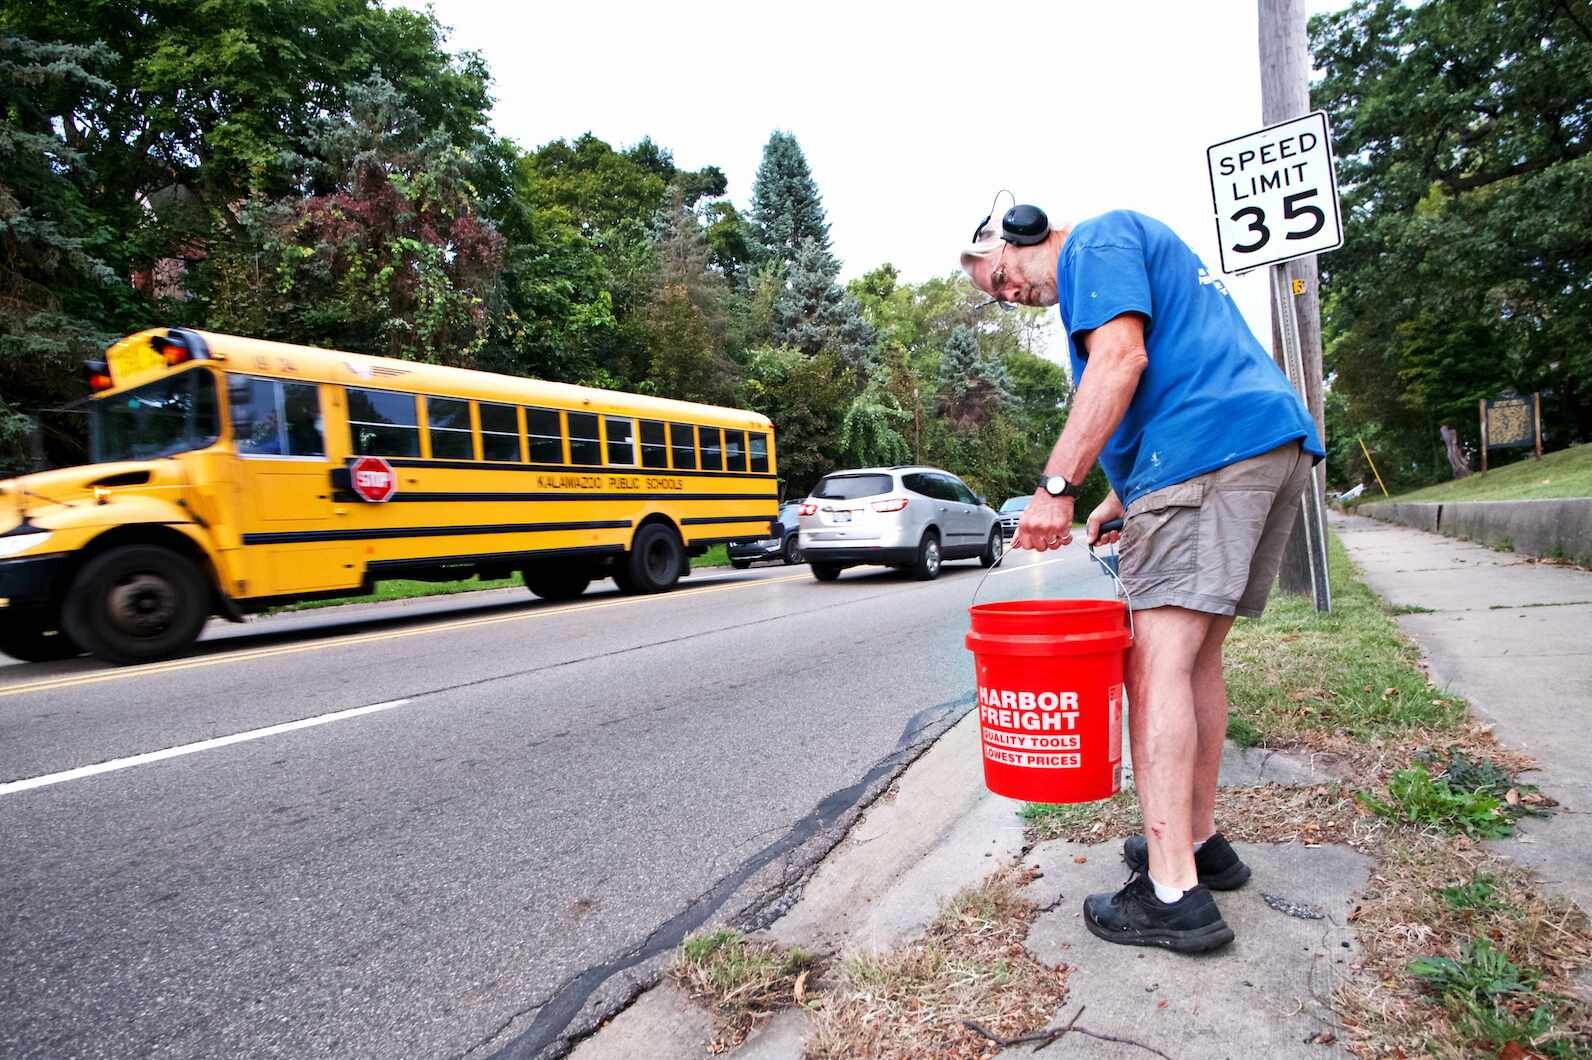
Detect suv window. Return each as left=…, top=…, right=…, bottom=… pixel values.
left=903, top=473, right=952, bottom=502
left=813, top=473, right=892, bottom=500
left=949, top=477, right=980, bottom=505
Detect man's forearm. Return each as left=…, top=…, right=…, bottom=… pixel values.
left=1043, top=344, right=1146, bottom=483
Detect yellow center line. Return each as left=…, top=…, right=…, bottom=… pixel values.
left=0, top=572, right=812, bottom=699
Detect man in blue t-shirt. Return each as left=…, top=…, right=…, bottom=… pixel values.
left=962, top=203, right=1324, bottom=955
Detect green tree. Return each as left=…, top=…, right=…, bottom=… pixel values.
left=639, top=197, right=737, bottom=404
left=0, top=33, right=125, bottom=472
left=749, top=131, right=833, bottom=272
left=201, top=77, right=504, bottom=365
left=739, top=345, right=851, bottom=497
left=1311, top=0, right=1592, bottom=484
left=937, top=325, right=1014, bottom=430
left=774, top=238, right=877, bottom=365
left=839, top=370, right=911, bottom=467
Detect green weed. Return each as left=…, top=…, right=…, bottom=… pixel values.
left=1226, top=714, right=1262, bottom=747
left=1410, top=939, right=1585, bottom=1058
left=1437, top=871, right=1512, bottom=916
left=1357, top=765, right=1514, bottom=838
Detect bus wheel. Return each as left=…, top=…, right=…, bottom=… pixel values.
left=622, top=523, right=684, bottom=594
left=524, top=567, right=590, bottom=602
left=0, top=614, right=81, bottom=663
left=63, top=545, right=208, bottom=665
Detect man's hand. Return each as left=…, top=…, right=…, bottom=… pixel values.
left=1085, top=491, right=1124, bottom=546
left=1013, top=491, right=1076, bottom=552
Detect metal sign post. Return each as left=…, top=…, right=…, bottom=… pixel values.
left=1208, top=109, right=1343, bottom=613
left=1270, top=265, right=1331, bottom=612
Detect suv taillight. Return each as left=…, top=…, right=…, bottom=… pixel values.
left=799, top=501, right=817, bottom=516
left=871, top=497, right=909, bottom=513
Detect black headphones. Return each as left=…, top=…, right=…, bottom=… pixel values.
left=971, top=190, right=1050, bottom=246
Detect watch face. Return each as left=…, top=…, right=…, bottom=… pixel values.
left=1046, top=475, right=1067, bottom=495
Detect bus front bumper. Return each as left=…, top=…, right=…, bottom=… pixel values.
left=0, top=553, right=71, bottom=608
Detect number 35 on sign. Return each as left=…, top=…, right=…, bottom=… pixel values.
left=1206, top=111, right=1343, bottom=274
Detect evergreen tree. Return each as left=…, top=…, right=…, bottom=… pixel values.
left=640, top=196, right=737, bottom=404
left=750, top=131, right=834, bottom=272
left=0, top=33, right=125, bottom=472
left=936, top=325, right=1014, bottom=430
left=774, top=238, right=877, bottom=367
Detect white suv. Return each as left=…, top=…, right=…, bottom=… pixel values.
left=796, top=466, right=1002, bottom=581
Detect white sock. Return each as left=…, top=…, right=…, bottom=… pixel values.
left=1193, top=838, right=1208, bottom=853
left=1149, top=873, right=1185, bottom=904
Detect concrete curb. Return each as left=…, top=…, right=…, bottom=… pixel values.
left=1358, top=498, right=1592, bottom=565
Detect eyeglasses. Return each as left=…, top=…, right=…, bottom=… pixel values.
left=977, top=242, right=1015, bottom=313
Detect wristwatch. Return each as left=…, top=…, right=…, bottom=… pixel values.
left=1038, top=474, right=1082, bottom=499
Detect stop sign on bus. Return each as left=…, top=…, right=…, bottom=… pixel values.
left=349, top=455, right=397, bottom=503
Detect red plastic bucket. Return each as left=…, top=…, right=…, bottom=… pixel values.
left=965, top=599, right=1132, bottom=803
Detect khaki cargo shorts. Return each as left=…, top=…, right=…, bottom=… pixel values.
left=1117, top=441, right=1314, bottom=618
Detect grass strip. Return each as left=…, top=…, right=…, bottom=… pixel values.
left=804, top=865, right=1068, bottom=1059
left=1382, top=442, right=1592, bottom=504
left=670, top=929, right=814, bottom=1052
left=1223, top=533, right=1467, bottom=748
left=265, top=544, right=733, bottom=614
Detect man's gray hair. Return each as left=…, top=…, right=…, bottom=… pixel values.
left=959, top=233, right=1005, bottom=278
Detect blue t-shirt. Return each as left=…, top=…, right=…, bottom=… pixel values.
left=1057, top=210, right=1324, bottom=506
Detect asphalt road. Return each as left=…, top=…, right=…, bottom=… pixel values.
left=0, top=546, right=1105, bottom=1059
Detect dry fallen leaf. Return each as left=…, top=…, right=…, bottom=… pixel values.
left=1074, top=855, right=1088, bottom=864
left=1156, top=999, right=1168, bottom=1009
left=793, top=970, right=809, bottom=1006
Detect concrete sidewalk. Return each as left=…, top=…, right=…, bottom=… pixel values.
left=572, top=517, right=1590, bottom=1060
left=574, top=709, right=1367, bottom=1060
left=1333, top=511, right=1592, bottom=916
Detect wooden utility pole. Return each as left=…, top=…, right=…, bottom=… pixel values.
left=1259, top=0, right=1329, bottom=604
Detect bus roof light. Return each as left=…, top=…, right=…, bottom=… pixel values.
left=85, top=360, right=114, bottom=392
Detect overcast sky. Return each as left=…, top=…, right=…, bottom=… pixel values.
left=402, top=0, right=1347, bottom=354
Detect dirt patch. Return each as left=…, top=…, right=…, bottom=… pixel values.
left=1023, top=783, right=1375, bottom=849
left=804, top=865, right=1068, bottom=1059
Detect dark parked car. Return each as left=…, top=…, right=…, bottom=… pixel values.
left=729, top=502, right=804, bottom=568
left=997, top=495, right=1030, bottom=539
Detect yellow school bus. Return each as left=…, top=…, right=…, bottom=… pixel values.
left=0, top=328, right=778, bottom=665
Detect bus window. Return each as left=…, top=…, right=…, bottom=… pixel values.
left=700, top=427, right=723, bottom=471
left=605, top=416, right=635, bottom=465
left=568, top=411, right=601, bottom=466
left=526, top=408, right=563, bottom=463
left=348, top=387, right=420, bottom=457
left=640, top=420, right=668, bottom=469
left=480, top=402, right=521, bottom=462
left=669, top=423, right=696, bottom=470
left=749, top=432, right=769, bottom=473
left=229, top=376, right=324, bottom=457
left=725, top=430, right=747, bottom=472
left=426, top=396, right=474, bottom=460
left=92, top=369, right=219, bottom=463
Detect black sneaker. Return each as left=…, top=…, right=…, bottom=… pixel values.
left=1122, top=832, right=1251, bottom=890
left=1083, top=873, right=1235, bottom=954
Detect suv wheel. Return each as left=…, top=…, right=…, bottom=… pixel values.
left=811, top=563, right=842, bottom=582
left=979, top=527, right=1003, bottom=568
left=62, top=545, right=208, bottom=664
left=730, top=558, right=752, bottom=570
left=911, top=531, right=942, bottom=580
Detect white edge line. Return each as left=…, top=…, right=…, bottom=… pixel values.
left=0, top=698, right=412, bottom=797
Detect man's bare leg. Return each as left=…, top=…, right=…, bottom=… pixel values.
left=1126, top=605, right=1216, bottom=892
left=1190, top=615, right=1237, bottom=843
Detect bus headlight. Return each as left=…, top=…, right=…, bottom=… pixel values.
left=0, top=531, right=51, bottom=558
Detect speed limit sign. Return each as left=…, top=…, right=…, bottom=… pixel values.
left=1207, top=111, right=1342, bottom=274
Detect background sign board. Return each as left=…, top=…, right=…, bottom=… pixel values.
left=1484, top=395, right=1536, bottom=450
left=1207, top=110, right=1343, bottom=274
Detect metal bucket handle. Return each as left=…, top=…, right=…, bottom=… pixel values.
left=974, top=517, right=1133, bottom=638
